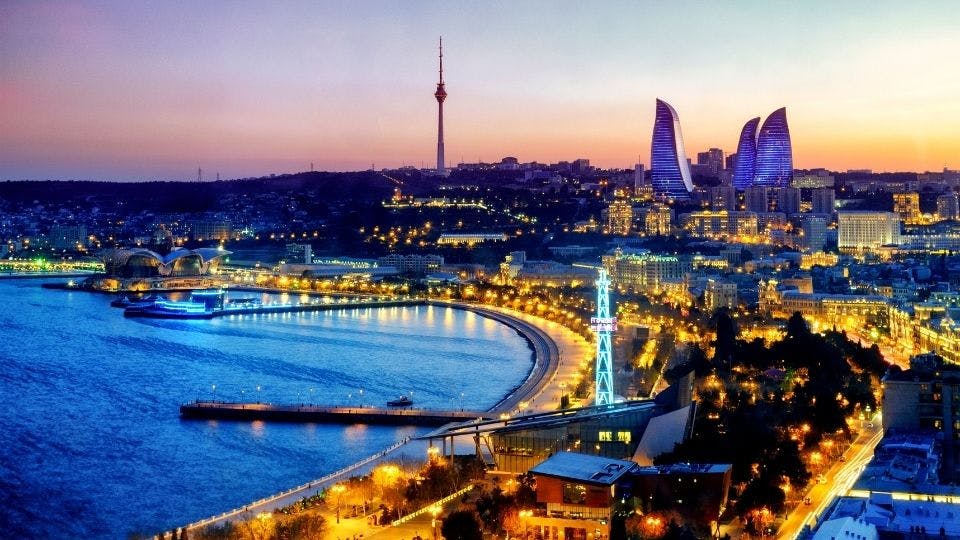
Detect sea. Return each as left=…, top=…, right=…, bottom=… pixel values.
left=0, top=279, right=532, bottom=538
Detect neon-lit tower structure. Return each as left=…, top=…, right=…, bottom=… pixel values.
left=434, top=37, right=447, bottom=172
left=591, top=268, right=615, bottom=406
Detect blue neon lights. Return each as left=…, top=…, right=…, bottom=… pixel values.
left=754, top=107, right=793, bottom=188
left=733, top=117, right=761, bottom=190
left=650, top=99, right=694, bottom=200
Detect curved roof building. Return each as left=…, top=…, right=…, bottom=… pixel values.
left=732, top=117, right=761, bottom=190
left=650, top=99, right=694, bottom=200
left=102, top=247, right=230, bottom=278
left=754, top=107, right=793, bottom=188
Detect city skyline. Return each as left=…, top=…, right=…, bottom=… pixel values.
left=2, top=1, right=960, bottom=180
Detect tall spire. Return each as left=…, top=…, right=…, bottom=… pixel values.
left=434, top=36, right=447, bottom=173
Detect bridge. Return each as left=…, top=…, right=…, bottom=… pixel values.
left=180, top=401, right=495, bottom=426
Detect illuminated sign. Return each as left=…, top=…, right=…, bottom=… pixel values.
left=590, top=317, right=618, bottom=332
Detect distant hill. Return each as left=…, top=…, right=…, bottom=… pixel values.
left=0, top=171, right=396, bottom=211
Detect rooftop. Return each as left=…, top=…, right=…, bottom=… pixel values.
left=530, top=452, right=637, bottom=486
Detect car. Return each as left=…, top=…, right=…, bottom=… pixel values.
left=804, top=497, right=813, bottom=505
left=817, top=474, right=827, bottom=484
left=867, top=422, right=875, bottom=428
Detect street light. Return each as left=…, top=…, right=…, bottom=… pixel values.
left=430, top=505, right=441, bottom=540
left=211, top=384, right=216, bottom=402
left=359, top=388, right=364, bottom=407
left=331, top=484, right=346, bottom=523
left=256, top=385, right=261, bottom=403
left=519, top=509, right=533, bottom=539
left=460, top=392, right=464, bottom=411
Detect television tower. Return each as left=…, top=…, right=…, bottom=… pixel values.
left=591, top=268, right=616, bottom=406
left=434, top=37, right=447, bottom=172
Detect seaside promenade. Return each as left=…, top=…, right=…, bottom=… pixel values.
left=176, top=300, right=591, bottom=536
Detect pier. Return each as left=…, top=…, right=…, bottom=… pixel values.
left=180, top=401, right=494, bottom=426
left=124, top=297, right=417, bottom=319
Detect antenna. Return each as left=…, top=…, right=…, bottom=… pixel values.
left=216, top=171, right=220, bottom=182
left=439, top=36, right=443, bottom=84
left=197, top=167, right=202, bottom=182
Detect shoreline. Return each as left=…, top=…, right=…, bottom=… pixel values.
left=175, top=301, right=584, bottom=534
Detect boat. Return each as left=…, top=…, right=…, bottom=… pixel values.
left=386, top=395, right=413, bottom=407
left=110, top=294, right=158, bottom=308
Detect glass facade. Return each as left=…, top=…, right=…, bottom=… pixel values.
left=489, top=403, right=659, bottom=473
left=754, top=107, right=793, bottom=188
left=732, top=117, right=760, bottom=190
left=650, top=99, right=693, bottom=200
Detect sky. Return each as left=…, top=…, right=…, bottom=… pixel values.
left=1, top=1, right=959, bottom=181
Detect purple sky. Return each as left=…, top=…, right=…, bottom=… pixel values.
left=2, top=1, right=959, bottom=180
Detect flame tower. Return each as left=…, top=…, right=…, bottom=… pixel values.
left=434, top=37, right=447, bottom=172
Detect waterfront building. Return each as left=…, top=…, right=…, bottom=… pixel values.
left=938, top=192, right=960, bottom=221
left=893, top=192, right=922, bottom=224
left=772, top=290, right=890, bottom=327
left=529, top=452, right=636, bottom=540
left=376, top=253, right=443, bottom=275
left=744, top=186, right=769, bottom=213
left=732, top=117, right=760, bottom=190
left=837, top=211, right=901, bottom=251
left=650, top=99, right=694, bottom=200
left=602, top=249, right=690, bottom=292
left=709, top=185, right=737, bottom=211
left=93, top=247, right=231, bottom=291
left=802, top=215, right=829, bottom=252
left=283, top=243, right=312, bottom=264
left=679, top=210, right=759, bottom=242
left=753, top=108, right=793, bottom=188
left=643, top=204, right=673, bottom=236
left=606, top=199, right=633, bottom=235
left=812, top=187, right=836, bottom=215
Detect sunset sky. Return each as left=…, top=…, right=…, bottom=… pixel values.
left=2, top=1, right=959, bottom=181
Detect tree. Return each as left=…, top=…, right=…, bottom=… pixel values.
left=441, top=510, right=483, bottom=540
left=274, top=514, right=326, bottom=540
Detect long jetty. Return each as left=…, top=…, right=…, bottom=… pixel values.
left=180, top=401, right=495, bottom=426
left=125, top=297, right=417, bottom=319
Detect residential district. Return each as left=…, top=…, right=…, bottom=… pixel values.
left=8, top=101, right=960, bottom=539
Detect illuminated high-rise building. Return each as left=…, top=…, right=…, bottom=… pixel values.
left=893, top=192, right=921, bottom=224
left=606, top=199, right=634, bottom=235
left=754, top=108, right=793, bottom=187
left=434, top=37, right=447, bottom=173
left=650, top=99, right=694, bottom=200
left=732, top=117, right=760, bottom=190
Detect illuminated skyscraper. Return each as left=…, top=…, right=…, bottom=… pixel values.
left=754, top=107, right=793, bottom=188
left=434, top=37, right=447, bottom=172
left=650, top=99, right=694, bottom=200
left=732, top=117, right=760, bottom=190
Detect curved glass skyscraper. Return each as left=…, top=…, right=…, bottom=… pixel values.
left=754, top=107, right=793, bottom=188
left=650, top=98, right=694, bottom=200
left=732, top=117, right=760, bottom=190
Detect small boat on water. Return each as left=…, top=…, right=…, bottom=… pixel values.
left=386, top=395, right=413, bottom=407
left=110, top=294, right=159, bottom=308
